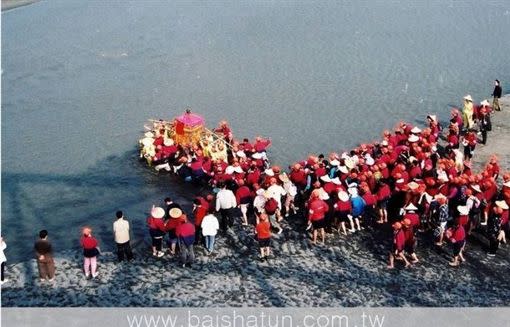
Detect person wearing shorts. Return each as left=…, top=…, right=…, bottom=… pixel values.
left=255, top=213, right=272, bottom=261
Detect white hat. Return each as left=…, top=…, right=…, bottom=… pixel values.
left=141, top=137, right=154, bottom=147
left=503, top=181, right=510, bottom=188
left=365, top=155, right=375, bottom=166
left=339, top=166, right=349, bottom=174
left=233, top=166, right=244, bottom=174
left=408, top=135, right=419, bottom=143
left=344, top=157, right=355, bottom=169
left=427, top=115, right=437, bottom=122
left=236, top=150, right=246, bottom=158
left=348, top=182, right=358, bottom=189
left=151, top=207, right=165, bottom=219
left=264, top=169, right=274, bottom=176
left=495, top=200, right=509, bottom=210
left=256, top=189, right=265, bottom=196
left=381, top=140, right=389, bottom=146
left=411, top=127, right=422, bottom=134
left=225, top=166, right=235, bottom=175
left=480, top=99, right=490, bottom=107
left=330, top=159, right=340, bottom=166
left=331, top=177, right=341, bottom=185
left=320, top=175, right=331, bottom=183
left=457, top=205, right=469, bottom=215
left=407, top=182, right=420, bottom=190
left=163, top=138, right=174, bottom=146
left=319, top=188, right=330, bottom=200
left=463, top=94, right=473, bottom=102
left=252, top=153, right=263, bottom=159
left=404, top=203, right=418, bottom=211
left=408, top=156, right=417, bottom=163
left=470, top=184, right=482, bottom=193
left=144, top=132, right=154, bottom=138
left=338, top=191, right=349, bottom=202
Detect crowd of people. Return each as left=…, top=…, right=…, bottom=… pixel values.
left=0, top=82, right=507, bottom=283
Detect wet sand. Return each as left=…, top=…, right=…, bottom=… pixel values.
left=1, top=0, right=39, bottom=11
left=1, top=97, right=509, bottom=307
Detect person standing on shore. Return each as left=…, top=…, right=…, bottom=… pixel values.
left=201, top=210, right=220, bottom=254
left=113, top=211, right=134, bottom=262
left=175, top=216, right=195, bottom=268
left=80, top=227, right=100, bottom=278
left=255, top=213, right=272, bottom=261
left=462, top=95, right=475, bottom=131
left=0, top=237, right=7, bottom=285
left=492, top=79, right=502, bottom=111
left=446, top=220, right=466, bottom=266
left=147, top=206, right=166, bottom=257
left=34, top=230, right=55, bottom=282
left=215, top=182, right=237, bottom=232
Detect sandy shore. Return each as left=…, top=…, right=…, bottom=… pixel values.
left=1, top=0, right=39, bottom=11
left=1, top=96, right=509, bottom=307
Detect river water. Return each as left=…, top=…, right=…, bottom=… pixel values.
left=2, top=0, right=510, bottom=262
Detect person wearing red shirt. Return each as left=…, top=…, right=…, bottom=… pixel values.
left=403, top=204, right=420, bottom=228
left=376, top=181, right=391, bottom=223
left=236, top=180, right=252, bottom=225
left=147, top=206, right=167, bottom=257
left=80, top=227, right=100, bottom=278
left=193, top=197, right=208, bottom=246
left=388, top=222, right=410, bottom=269
left=176, top=217, right=196, bottom=268
left=362, top=189, right=378, bottom=226
left=255, top=213, right=272, bottom=261
left=164, top=208, right=185, bottom=255
left=254, top=137, right=271, bottom=153
left=290, top=164, right=307, bottom=190
left=402, top=219, right=419, bottom=264
left=334, top=191, right=352, bottom=235
left=446, top=221, right=466, bottom=266
left=308, top=191, right=329, bottom=244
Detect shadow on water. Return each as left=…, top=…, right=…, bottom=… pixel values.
left=1, top=150, right=203, bottom=263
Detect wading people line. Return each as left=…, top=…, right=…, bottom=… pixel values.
left=0, top=86, right=508, bottom=285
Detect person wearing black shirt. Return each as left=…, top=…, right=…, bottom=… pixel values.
left=492, top=79, right=502, bottom=111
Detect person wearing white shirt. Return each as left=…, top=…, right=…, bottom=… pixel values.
left=215, top=183, right=238, bottom=232
left=113, top=211, right=134, bottom=261
left=201, top=213, right=220, bottom=254
left=0, top=237, right=7, bottom=284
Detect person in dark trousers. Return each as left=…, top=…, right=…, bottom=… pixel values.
left=0, top=237, right=7, bottom=285
left=34, top=230, right=56, bottom=282
left=164, top=197, right=182, bottom=220
left=113, top=210, right=134, bottom=262
left=478, top=106, right=492, bottom=145
left=492, top=79, right=502, bottom=111
left=176, top=216, right=196, bottom=268
left=487, top=206, right=502, bottom=257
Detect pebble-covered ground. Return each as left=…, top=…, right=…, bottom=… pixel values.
left=2, top=97, right=509, bottom=307
left=1, top=219, right=509, bottom=307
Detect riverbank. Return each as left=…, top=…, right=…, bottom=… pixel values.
left=1, top=0, right=39, bottom=11
left=1, top=96, right=509, bottom=307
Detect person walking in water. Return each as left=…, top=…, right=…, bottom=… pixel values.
left=492, top=79, right=502, bottom=111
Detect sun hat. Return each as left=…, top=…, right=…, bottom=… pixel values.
left=320, top=175, right=331, bottom=183
left=411, top=127, right=422, bottom=134
left=408, top=135, right=419, bottom=143
left=330, top=159, right=340, bottom=166
left=470, top=184, right=482, bottom=193
left=225, top=166, right=235, bottom=175
left=163, top=138, right=174, bottom=146
left=319, top=189, right=330, bottom=200
left=279, top=173, right=290, bottom=183
left=168, top=208, right=183, bottom=219
left=457, top=206, right=469, bottom=215
left=264, top=168, right=274, bottom=177
left=480, top=99, right=490, bottom=107
left=365, top=155, right=375, bottom=166
left=463, top=94, right=473, bottom=102
left=256, top=189, right=265, bottom=196
left=404, top=203, right=418, bottom=211
left=331, top=177, right=342, bottom=185
left=141, top=137, right=154, bottom=147
left=503, top=181, right=510, bottom=188
left=338, top=191, right=349, bottom=202
left=348, top=187, right=358, bottom=196
left=252, top=153, right=263, bottom=160
left=407, top=182, right=420, bottom=191
left=495, top=200, right=509, bottom=210
left=152, top=207, right=166, bottom=219
left=236, top=150, right=246, bottom=158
